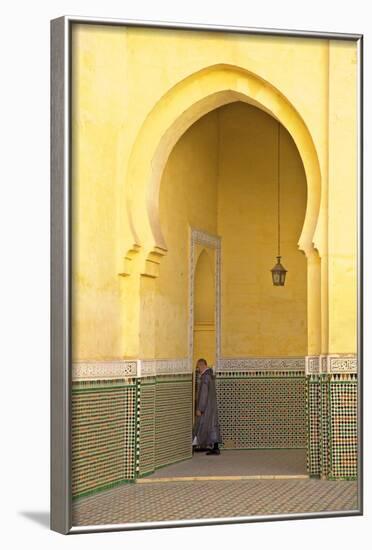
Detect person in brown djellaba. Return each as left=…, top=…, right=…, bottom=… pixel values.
left=192, top=358, right=222, bottom=455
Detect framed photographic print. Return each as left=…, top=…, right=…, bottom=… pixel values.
left=51, top=15, right=363, bottom=534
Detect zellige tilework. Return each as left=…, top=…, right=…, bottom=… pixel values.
left=139, top=378, right=156, bottom=476
left=329, top=378, right=358, bottom=479
left=72, top=478, right=358, bottom=526
left=72, top=379, right=137, bottom=498
left=216, top=374, right=307, bottom=449
left=307, top=376, right=321, bottom=477
left=155, top=375, right=193, bottom=468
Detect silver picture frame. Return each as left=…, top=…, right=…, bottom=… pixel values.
left=51, top=15, right=363, bottom=534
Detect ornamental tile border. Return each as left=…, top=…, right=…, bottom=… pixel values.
left=305, top=355, right=357, bottom=375
left=328, top=355, right=357, bottom=374
left=72, top=359, right=191, bottom=380
left=72, top=354, right=357, bottom=380
left=217, top=357, right=306, bottom=373
left=305, top=356, right=321, bottom=375
left=140, top=359, right=191, bottom=377
left=72, top=360, right=139, bottom=380
left=73, top=357, right=313, bottom=380
left=191, top=228, right=221, bottom=250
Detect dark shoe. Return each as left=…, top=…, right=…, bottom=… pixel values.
left=206, top=448, right=220, bottom=455
left=193, top=447, right=209, bottom=453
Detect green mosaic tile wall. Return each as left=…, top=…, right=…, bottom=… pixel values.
left=320, top=376, right=330, bottom=477
left=216, top=375, right=307, bottom=449
left=307, top=376, right=321, bottom=477
left=155, top=375, right=193, bottom=469
left=306, top=375, right=358, bottom=480
left=138, top=379, right=156, bottom=476
left=72, top=380, right=137, bottom=498
left=329, top=379, right=358, bottom=479
left=71, top=371, right=357, bottom=493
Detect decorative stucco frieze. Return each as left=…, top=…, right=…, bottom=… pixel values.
left=72, top=360, right=138, bottom=380
left=305, top=355, right=321, bottom=375
left=218, top=356, right=306, bottom=373
left=328, top=355, right=357, bottom=374
left=72, top=356, right=356, bottom=379
left=72, top=358, right=191, bottom=380
left=305, top=354, right=358, bottom=375
left=191, top=228, right=221, bottom=249
left=141, top=358, right=191, bottom=377
left=139, top=360, right=156, bottom=377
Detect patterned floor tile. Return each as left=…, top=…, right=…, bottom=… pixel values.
left=147, top=449, right=307, bottom=478
left=72, top=478, right=358, bottom=526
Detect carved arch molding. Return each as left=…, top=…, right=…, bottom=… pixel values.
left=120, top=63, right=322, bottom=278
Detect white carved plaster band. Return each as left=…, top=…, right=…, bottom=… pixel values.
left=321, top=355, right=328, bottom=374
left=218, top=357, right=305, bottom=373
left=305, top=356, right=320, bottom=375
left=191, top=228, right=221, bottom=249
left=72, top=359, right=191, bottom=381
left=73, top=356, right=356, bottom=380
left=72, top=360, right=138, bottom=380
left=305, top=354, right=358, bottom=375
left=329, top=355, right=357, bottom=374
left=141, top=358, right=191, bottom=377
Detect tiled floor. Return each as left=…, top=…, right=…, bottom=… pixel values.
left=72, top=478, right=357, bottom=526
left=72, top=451, right=358, bottom=527
left=147, top=449, right=307, bottom=478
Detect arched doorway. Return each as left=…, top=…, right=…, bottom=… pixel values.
left=155, top=101, right=308, bottom=469
left=124, top=64, right=323, bottom=477
left=123, top=63, right=323, bottom=363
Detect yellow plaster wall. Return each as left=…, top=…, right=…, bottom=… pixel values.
left=156, top=111, right=219, bottom=359
left=193, top=325, right=216, bottom=368
left=71, top=23, right=358, bottom=361
left=71, top=26, right=129, bottom=360
left=327, top=41, right=358, bottom=354
left=218, top=103, right=307, bottom=356
left=194, top=249, right=215, bottom=325
left=157, top=102, right=307, bottom=359
left=193, top=248, right=216, bottom=367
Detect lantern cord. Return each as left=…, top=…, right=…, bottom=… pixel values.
left=277, top=121, right=281, bottom=258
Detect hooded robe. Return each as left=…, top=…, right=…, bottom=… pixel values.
left=192, top=367, right=222, bottom=447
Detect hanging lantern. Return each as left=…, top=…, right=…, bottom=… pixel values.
left=271, top=122, right=287, bottom=286
left=271, top=256, right=287, bottom=286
